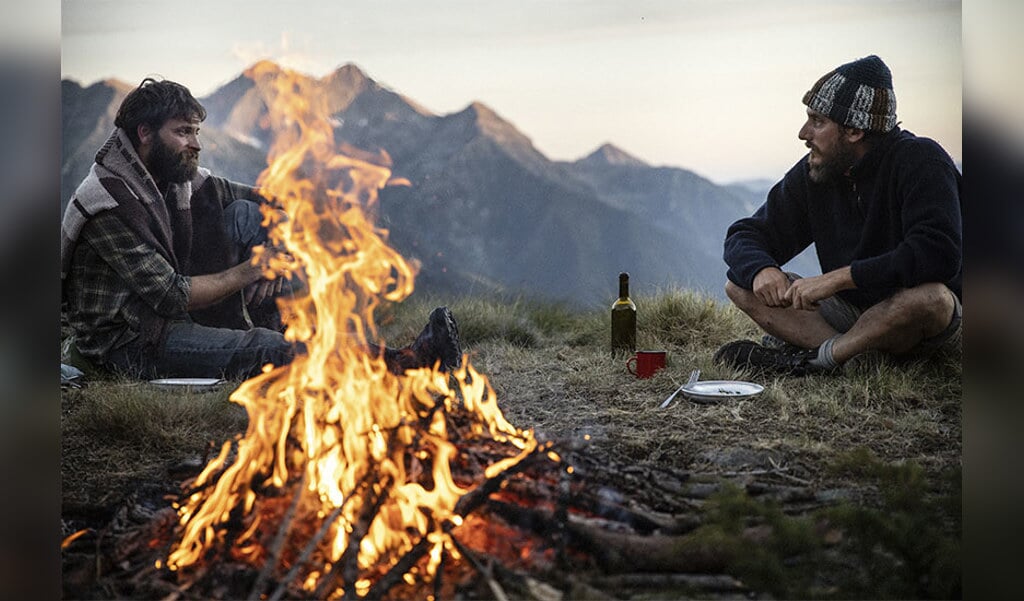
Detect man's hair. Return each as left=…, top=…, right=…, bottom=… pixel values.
left=114, top=78, right=207, bottom=146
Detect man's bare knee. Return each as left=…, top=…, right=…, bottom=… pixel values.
left=888, top=283, right=955, bottom=334
left=917, top=283, right=956, bottom=332
left=725, top=281, right=756, bottom=309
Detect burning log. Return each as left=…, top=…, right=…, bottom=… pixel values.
left=364, top=443, right=552, bottom=600
left=267, top=505, right=343, bottom=601
left=363, top=535, right=432, bottom=600
left=448, top=535, right=510, bottom=601
left=324, top=474, right=392, bottom=599
left=247, top=472, right=306, bottom=600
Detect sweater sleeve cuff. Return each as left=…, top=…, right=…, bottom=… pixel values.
left=729, top=261, right=778, bottom=290
left=849, top=257, right=887, bottom=291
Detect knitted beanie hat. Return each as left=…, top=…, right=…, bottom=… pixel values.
left=802, top=55, right=897, bottom=132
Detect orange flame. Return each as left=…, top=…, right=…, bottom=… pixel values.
left=166, top=63, right=536, bottom=591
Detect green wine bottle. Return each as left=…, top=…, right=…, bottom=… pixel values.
left=611, top=272, right=636, bottom=354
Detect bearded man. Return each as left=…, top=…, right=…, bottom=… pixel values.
left=715, top=55, right=962, bottom=375
left=61, top=78, right=460, bottom=379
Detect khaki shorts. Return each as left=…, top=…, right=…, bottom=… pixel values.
left=788, top=273, right=962, bottom=359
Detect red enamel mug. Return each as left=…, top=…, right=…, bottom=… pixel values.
left=626, top=350, right=666, bottom=379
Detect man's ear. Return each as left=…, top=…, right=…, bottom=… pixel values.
left=137, top=123, right=155, bottom=145
left=843, top=127, right=865, bottom=144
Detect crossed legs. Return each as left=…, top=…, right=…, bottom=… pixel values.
left=725, top=280, right=957, bottom=364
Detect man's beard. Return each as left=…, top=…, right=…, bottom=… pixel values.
left=149, top=136, right=199, bottom=184
left=807, top=139, right=857, bottom=183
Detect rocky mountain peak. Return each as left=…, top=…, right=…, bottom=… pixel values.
left=462, top=101, right=501, bottom=124
left=330, top=63, right=370, bottom=86
left=457, top=101, right=526, bottom=142
left=578, top=143, right=648, bottom=168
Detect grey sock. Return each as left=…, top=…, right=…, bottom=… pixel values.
left=810, top=335, right=841, bottom=369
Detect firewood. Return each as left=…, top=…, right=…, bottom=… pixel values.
left=247, top=472, right=307, bottom=601
left=454, top=445, right=546, bottom=517
left=485, top=498, right=733, bottom=574
left=366, top=447, right=547, bottom=599
left=590, top=572, right=747, bottom=593
left=433, top=545, right=446, bottom=601
left=450, top=534, right=510, bottom=601
left=267, top=505, right=343, bottom=601
left=337, top=475, right=393, bottom=599
left=364, top=535, right=432, bottom=600
left=564, top=517, right=734, bottom=574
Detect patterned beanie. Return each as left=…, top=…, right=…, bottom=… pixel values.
left=802, top=55, right=897, bottom=132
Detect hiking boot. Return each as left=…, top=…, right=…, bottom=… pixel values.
left=760, top=333, right=804, bottom=353
left=384, top=306, right=462, bottom=374
left=713, top=339, right=829, bottom=377
left=412, top=306, right=463, bottom=372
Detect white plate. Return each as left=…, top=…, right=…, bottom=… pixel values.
left=681, top=380, right=764, bottom=404
left=149, top=378, right=225, bottom=391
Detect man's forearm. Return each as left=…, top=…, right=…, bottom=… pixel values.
left=824, top=266, right=855, bottom=293
left=187, top=261, right=262, bottom=310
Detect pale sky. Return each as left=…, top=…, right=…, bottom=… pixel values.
left=61, top=0, right=963, bottom=184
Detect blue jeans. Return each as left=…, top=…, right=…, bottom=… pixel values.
left=224, top=198, right=269, bottom=256
left=153, top=322, right=296, bottom=379
left=105, top=321, right=297, bottom=380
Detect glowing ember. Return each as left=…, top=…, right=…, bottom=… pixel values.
left=165, top=62, right=538, bottom=594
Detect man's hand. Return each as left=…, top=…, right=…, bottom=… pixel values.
left=244, top=244, right=291, bottom=305
left=784, top=266, right=855, bottom=310
left=188, top=246, right=293, bottom=311
left=244, top=276, right=285, bottom=306
left=752, top=267, right=792, bottom=307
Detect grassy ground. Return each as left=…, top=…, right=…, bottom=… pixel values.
left=61, top=289, right=962, bottom=598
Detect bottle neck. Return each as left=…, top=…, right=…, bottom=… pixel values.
left=618, top=277, right=629, bottom=299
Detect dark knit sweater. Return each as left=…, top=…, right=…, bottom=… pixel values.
left=724, top=128, right=962, bottom=310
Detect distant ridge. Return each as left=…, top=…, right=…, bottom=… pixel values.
left=578, top=143, right=648, bottom=168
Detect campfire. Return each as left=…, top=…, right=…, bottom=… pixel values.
left=153, top=63, right=559, bottom=598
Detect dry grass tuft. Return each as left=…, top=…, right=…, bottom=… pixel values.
left=62, top=380, right=247, bottom=509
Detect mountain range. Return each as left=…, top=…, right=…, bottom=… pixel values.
left=60, top=61, right=817, bottom=307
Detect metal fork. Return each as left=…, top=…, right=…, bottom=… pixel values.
left=660, top=369, right=701, bottom=409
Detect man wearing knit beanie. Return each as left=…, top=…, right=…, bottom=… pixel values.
left=715, top=55, right=962, bottom=376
